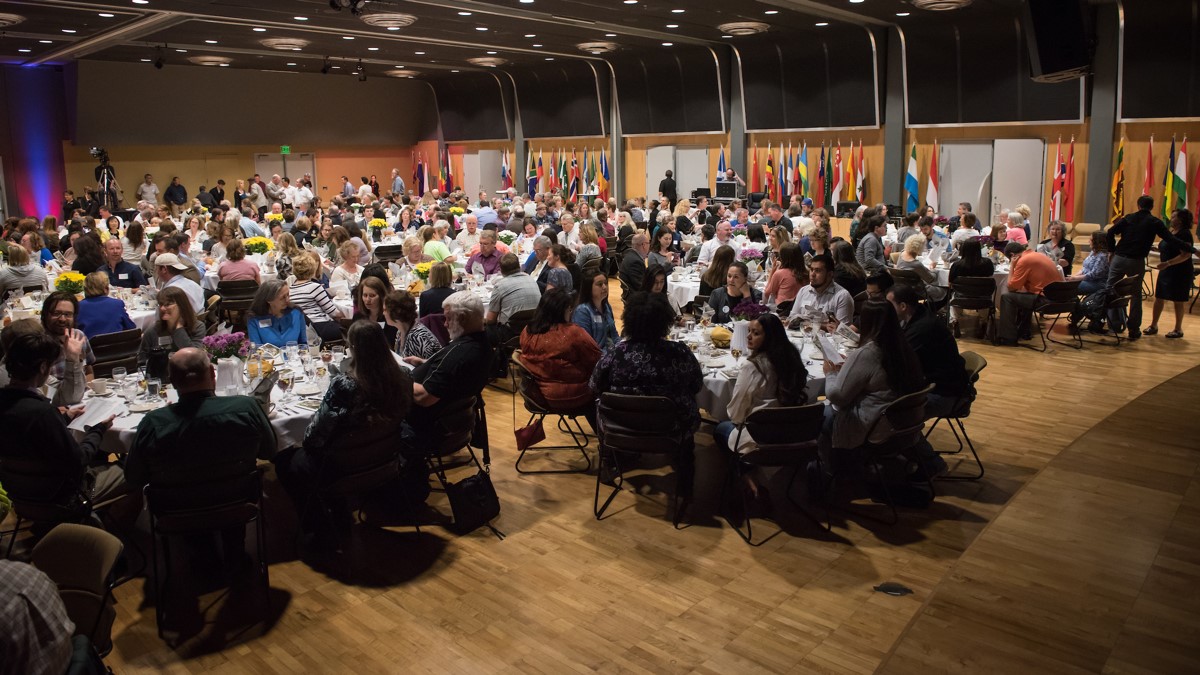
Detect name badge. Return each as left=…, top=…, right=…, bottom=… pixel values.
left=158, top=336, right=173, bottom=347
left=258, top=319, right=272, bottom=328
left=118, top=273, right=129, bottom=280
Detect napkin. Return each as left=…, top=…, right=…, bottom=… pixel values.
left=710, top=326, right=731, bottom=349
left=250, top=372, right=278, bottom=415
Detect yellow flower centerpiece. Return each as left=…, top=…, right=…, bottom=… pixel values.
left=449, top=206, right=465, bottom=216
left=243, top=237, right=275, bottom=255
left=413, top=261, right=433, bottom=281
left=55, top=271, right=86, bottom=295
left=368, top=218, right=388, bottom=230
left=265, top=213, right=284, bottom=224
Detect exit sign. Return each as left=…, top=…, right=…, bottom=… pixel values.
left=280, top=145, right=291, bottom=155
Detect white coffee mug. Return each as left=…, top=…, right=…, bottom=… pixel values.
left=88, top=379, right=109, bottom=395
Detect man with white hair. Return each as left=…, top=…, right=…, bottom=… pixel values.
left=456, top=214, right=480, bottom=252
left=405, top=291, right=492, bottom=444
left=557, top=214, right=582, bottom=252
left=697, top=221, right=732, bottom=265
left=391, top=168, right=405, bottom=197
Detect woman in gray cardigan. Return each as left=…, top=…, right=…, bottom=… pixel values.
left=822, top=300, right=925, bottom=451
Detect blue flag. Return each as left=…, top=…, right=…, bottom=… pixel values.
left=905, top=143, right=920, bottom=213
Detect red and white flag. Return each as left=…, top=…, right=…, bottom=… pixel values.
left=1142, top=136, right=1154, bottom=196
left=926, top=141, right=939, bottom=214
left=1062, top=138, right=1076, bottom=220
left=1049, top=138, right=1064, bottom=221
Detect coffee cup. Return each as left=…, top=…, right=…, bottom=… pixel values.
left=88, top=378, right=109, bottom=395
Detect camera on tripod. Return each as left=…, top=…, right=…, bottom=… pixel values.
left=90, top=146, right=110, bottom=163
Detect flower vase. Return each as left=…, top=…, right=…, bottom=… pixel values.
left=372, top=228, right=382, bottom=242
left=730, top=320, right=750, bottom=353
left=215, top=357, right=245, bottom=394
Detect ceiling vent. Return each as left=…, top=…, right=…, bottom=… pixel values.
left=716, top=21, right=770, bottom=36
left=576, top=41, right=619, bottom=55
left=386, top=69, right=419, bottom=78
left=0, top=13, right=25, bottom=29
left=910, top=0, right=973, bottom=10
left=358, top=11, right=418, bottom=29
left=259, top=37, right=310, bottom=51
left=467, top=56, right=507, bottom=67
left=188, top=55, right=232, bottom=66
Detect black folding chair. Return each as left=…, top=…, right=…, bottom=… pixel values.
left=510, top=351, right=591, bottom=474
left=841, top=384, right=934, bottom=525
left=924, top=352, right=987, bottom=480
left=594, top=393, right=692, bottom=528
left=1029, top=280, right=1083, bottom=351
left=948, top=276, right=997, bottom=341
left=89, top=328, right=142, bottom=378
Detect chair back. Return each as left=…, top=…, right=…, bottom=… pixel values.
left=950, top=276, right=996, bottom=299
left=31, top=524, right=124, bottom=654
left=419, top=312, right=449, bottom=346
left=852, top=290, right=868, bottom=319
left=323, top=418, right=404, bottom=478
left=90, top=328, right=142, bottom=378
left=741, top=403, right=825, bottom=465
left=1036, top=280, right=1082, bottom=315
left=597, top=393, right=687, bottom=454
left=215, top=279, right=259, bottom=300
left=505, top=308, right=536, bottom=336
left=1107, top=276, right=1140, bottom=308
left=0, top=456, right=89, bottom=521
left=373, top=245, right=405, bottom=264
left=961, top=351, right=987, bottom=383
left=581, top=257, right=602, bottom=281
left=887, top=267, right=924, bottom=289
left=145, top=466, right=262, bottom=533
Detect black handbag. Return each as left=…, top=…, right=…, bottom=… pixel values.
left=446, top=400, right=504, bottom=539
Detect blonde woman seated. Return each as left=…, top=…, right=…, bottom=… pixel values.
left=209, top=223, right=237, bottom=261
left=274, top=232, right=301, bottom=278
left=894, top=233, right=947, bottom=302
left=400, top=236, right=433, bottom=269
left=217, top=238, right=261, bottom=283
left=421, top=221, right=458, bottom=265
left=289, top=253, right=345, bottom=343
left=329, top=240, right=363, bottom=288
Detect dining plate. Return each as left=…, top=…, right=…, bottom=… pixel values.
left=294, top=382, right=322, bottom=397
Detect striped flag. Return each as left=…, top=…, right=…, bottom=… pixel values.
left=501, top=148, right=512, bottom=190
left=598, top=148, right=610, bottom=201
left=905, top=143, right=920, bottom=213
left=855, top=139, right=865, bottom=203
left=815, top=144, right=826, bottom=209
left=1172, top=138, right=1188, bottom=212
left=751, top=144, right=760, bottom=194
left=412, top=151, right=418, bottom=189
left=778, top=143, right=787, bottom=202
left=798, top=143, right=809, bottom=199
left=832, top=141, right=844, bottom=206
left=1161, top=138, right=1176, bottom=219
left=765, top=148, right=776, bottom=202
left=717, top=145, right=727, bottom=175
left=536, top=149, right=545, bottom=192
left=1110, top=137, right=1125, bottom=222
left=1049, top=138, right=1064, bottom=221
left=568, top=151, right=579, bottom=202
left=421, top=152, right=429, bottom=195
left=824, top=145, right=835, bottom=208
left=926, top=141, right=939, bottom=214
left=1142, top=136, right=1154, bottom=196
left=1063, top=138, right=1076, bottom=221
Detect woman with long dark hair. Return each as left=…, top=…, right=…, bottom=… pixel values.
left=947, top=238, right=996, bottom=334
left=831, top=239, right=866, bottom=298
left=764, top=242, right=807, bottom=310
left=137, top=286, right=204, bottom=364
left=273, top=320, right=414, bottom=545
left=574, top=268, right=619, bottom=349
left=714, top=313, right=809, bottom=454
left=521, top=288, right=602, bottom=422
left=699, top=244, right=736, bottom=296
left=824, top=300, right=925, bottom=451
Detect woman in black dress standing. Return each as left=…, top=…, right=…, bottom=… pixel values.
left=1145, top=209, right=1195, bottom=339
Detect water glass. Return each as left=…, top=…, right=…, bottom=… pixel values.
left=111, top=367, right=127, bottom=390
left=332, top=345, right=345, bottom=365
left=146, top=378, right=162, bottom=402
left=285, top=340, right=298, bottom=363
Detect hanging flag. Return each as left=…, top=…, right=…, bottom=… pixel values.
left=526, top=148, right=537, bottom=196
left=855, top=139, right=866, bottom=203
left=786, top=142, right=794, bottom=201
left=926, top=141, right=940, bottom=214
left=1142, top=136, right=1155, bottom=196
left=831, top=141, right=844, bottom=207
left=717, top=145, right=727, bottom=176
left=1161, top=137, right=1176, bottom=220
left=815, top=144, right=826, bottom=209
left=847, top=142, right=856, bottom=206
left=1110, top=137, right=1125, bottom=222
left=536, top=148, right=545, bottom=192
left=1049, top=138, right=1064, bottom=221
left=501, top=148, right=511, bottom=191
left=798, top=143, right=809, bottom=200
left=412, top=151, right=418, bottom=189
left=422, top=152, right=429, bottom=196
left=778, top=143, right=787, bottom=202
left=765, top=148, right=776, bottom=203
left=824, top=144, right=835, bottom=208
left=415, top=154, right=425, bottom=196
left=1063, top=138, right=1076, bottom=221
left=559, top=150, right=568, bottom=195
left=587, top=148, right=597, bottom=193
left=568, top=151, right=579, bottom=202
left=751, top=144, right=760, bottom=194
left=598, top=148, right=610, bottom=201
left=1172, top=138, right=1189, bottom=212
left=905, top=143, right=920, bottom=213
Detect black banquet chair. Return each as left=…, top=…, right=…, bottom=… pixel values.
left=594, top=393, right=692, bottom=528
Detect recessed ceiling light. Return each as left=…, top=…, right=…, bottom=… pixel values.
left=140, top=58, right=151, bottom=62
left=343, top=36, right=354, bottom=40
left=387, top=26, right=400, bottom=31
left=39, top=40, right=52, bottom=44
left=61, top=29, right=77, bottom=33
left=815, top=22, right=829, bottom=27
left=331, top=65, right=341, bottom=69
left=851, top=0, right=865, bottom=3
left=98, top=13, right=115, bottom=18
left=605, top=33, right=616, bottom=37
left=451, top=69, right=460, bottom=72
left=368, top=47, right=379, bottom=51
left=672, top=9, right=685, bottom=14
left=526, top=34, right=536, bottom=38
left=18, top=48, right=31, bottom=53
left=394, top=65, right=405, bottom=68
left=219, top=63, right=229, bottom=67
left=205, top=39, right=218, bottom=44
left=896, top=12, right=910, bottom=17
left=545, top=57, right=554, bottom=60
left=253, top=27, right=266, bottom=32
left=293, top=16, right=308, bottom=21
left=520, top=0, right=534, bottom=3
left=662, top=42, right=673, bottom=46
left=486, top=50, right=497, bottom=54
left=175, top=49, right=187, bottom=52
left=721, top=35, right=732, bottom=38
left=286, top=62, right=296, bottom=66
left=667, top=24, right=678, bottom=28
left=458, top=11, right=472, bottom=16
left=132, top=0, right=149, bottom=4
left=292, top=48, right=301, bottom=51
left=624, top=1, right=637, bottom=4
left=415, top=51, right=425, bottom=54
left=532, top=44, right=542, bottom=47
left=475, top=26, right=487, bottom=31
left=764, top=10, right=778, bottom=15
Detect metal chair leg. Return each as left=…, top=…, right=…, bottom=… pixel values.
left=516, top=414, right=592, bottom=475
left=938, top=419, right=985, bottom=480
left=4, top=515, right=23, bottom=559
left=592, top=449, right=624, bottom=520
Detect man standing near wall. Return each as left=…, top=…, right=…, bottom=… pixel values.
left=163, top=177, right=187, bottom=218
left=136, top=174, right=160, bottom=206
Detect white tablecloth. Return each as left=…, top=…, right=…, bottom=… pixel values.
left=128, top=308, right=157, bottom=331
left=666, top=274, right=702, bottom=310
left=932, top=265, right=1019, bottom=306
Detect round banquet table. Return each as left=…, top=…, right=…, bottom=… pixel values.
left=666, top=274, right=701, bottom=311
left=203, top=257, right=279, bottom=291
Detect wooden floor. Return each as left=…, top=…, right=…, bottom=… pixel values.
left=81, top=282, right=1200, bottom=673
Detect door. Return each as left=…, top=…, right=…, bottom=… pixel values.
left=254, top=153, right=316, bottom=189
left=674, top=146, right=709, bottom=201
left=939, top=141, right=994, bottom=227
left=478, top=149, right=502, bottom=195
left=992, top=139, right=1046, bottom=240
left=253, top=154, right=285, bottom=183
left=645, top=145, right=675, bottom=201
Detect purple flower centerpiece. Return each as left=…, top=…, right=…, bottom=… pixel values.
left=730, top=299, right=770, bottom=322
left=738, top=247, right=765, bottom=263
left=203, top=331, right=250, bottom=362
left=934, top=215, right=951, bottom=231
left=731, top=225, right=749, bottom=237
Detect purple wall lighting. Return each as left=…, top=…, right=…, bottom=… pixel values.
left=3, top=66, right=67, bottom=219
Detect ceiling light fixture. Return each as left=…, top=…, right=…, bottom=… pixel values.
left=358, top=10, right=418, bottom=29
left=0, top=13, right=25, bottom=29
left=525, top=34, right=536, bottom=38
left=132, top=0, right=149, bottom=4
left=415, top=51, right=425, bottom=55
left=458, top=11, right=472, bottom=16
left=343, top=36, right=354, bottom=40
left=545, top=57, right=554, bottom=60
left=294, top=16, right=308, bottom=21
left=98, top=13, right=115, bottom=18
left=188, top=55, right=231, bottom=66
left=62, top=28, right=77, bottom=33
left=487, top=51, right=497, bottom=54
left=368, top=46, right=379, bottom=50
left=911, top=0, right=974, bottom=9
left=532, top=44, right=542, bottom=47
left=175, top=48, right=186, bottom=52
left=18, top=48, right=31, bottom=53
left=672, top=8, right=685, bottom=13
left=451, top=69, right=460, bottom=72
left=253, top=27, right=266, bottom=32
left=205, top=39, right=218, bottom=44
left=605, top=33, right=616, bottom=37
left=718, top=21, right=769, bottom=35
left=286, top=62, right=297, bottom=66
left=662, top=42, right=673, bottom=46
left=469, top=56, right=508, bottom=66
left=815, top=22, right=829, bottom=27
left=387, top=26, right=399, bottom=30
left=577, top=41, right=619, bottom=54
left=475, top=26, right=487, bottom=31
left=40, top=40, right=53, bottom=44
left=896, top=12, right=911, bottom=17
left=764, top=10, right=778, bottom=15
left=260, top=37, right=309, bottom=50
left=520, top=0, right=534, bottom=3
left=140, top=58, right=151, bottom=62
left=219, top=63, right=229, bottom=67
left=851, top=0, right=865, bottom=3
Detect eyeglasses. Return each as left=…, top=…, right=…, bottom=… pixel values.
left=158, top=301, right=176, bottom=308
left=50, top=311, right=75, bottom=319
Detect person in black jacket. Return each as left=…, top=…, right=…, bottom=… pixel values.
left=0, top=331, right=127, bottom=512
left=658, top=170, right=677, bottom=211
left=887, top=284, right=968, bottom=419
left=163, top=176, right=188, bottom=218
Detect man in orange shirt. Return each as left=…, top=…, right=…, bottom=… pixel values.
left=998, top=241, right=1062, bottom=345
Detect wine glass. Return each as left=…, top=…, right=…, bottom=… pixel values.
left=111, top=367, right=127, bottom=392
left=730, top=347, right=742, bottom=363
left=277, top=369, right=294, bottom=403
